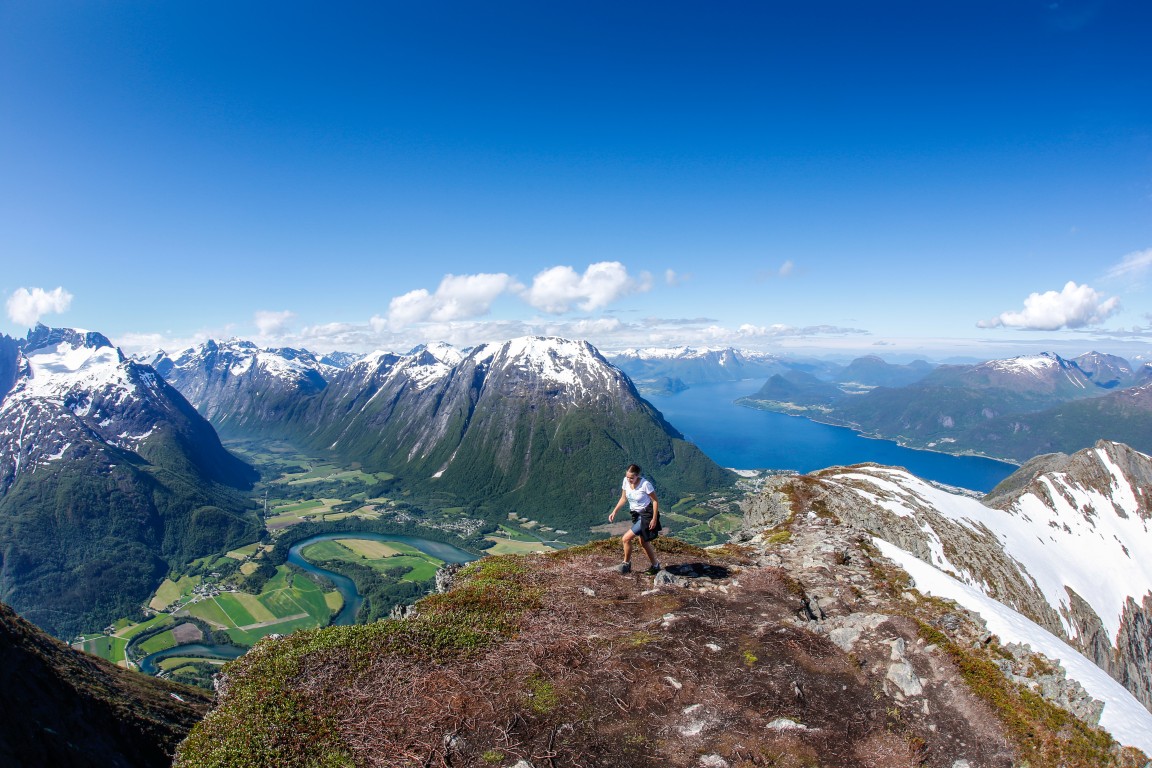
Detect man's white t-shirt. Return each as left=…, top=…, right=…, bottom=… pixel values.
left=622, top=477, right=655, bottom=511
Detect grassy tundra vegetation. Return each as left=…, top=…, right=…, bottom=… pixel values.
left=74, top=440, right=744, bottom=683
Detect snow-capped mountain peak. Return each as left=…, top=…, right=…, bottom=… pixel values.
left=983, top=352, right=1064, bottom=377
left=19, top=340, right=130, bottom=401
left=474, top=336, right=618, bottom=396
left=393, top=342, right=463, bottom=391
left=163, top=338, right=339, bottom=384
left=3, top=327, right=137, bottom=418
left=24, top=324, right=115, bottom=355
left=0, top=325, right=228, bottom=492
left=407, top=341, right=465, bottom=366
left=152, top=338, right=339, bottom=428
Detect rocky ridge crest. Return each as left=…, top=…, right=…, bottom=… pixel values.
left=175, top=506, right=1148, bottom=766
left=742, top=441, right=1152, bottom=715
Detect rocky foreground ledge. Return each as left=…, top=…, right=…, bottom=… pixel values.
left=175, top=509, right=1150, bottom=768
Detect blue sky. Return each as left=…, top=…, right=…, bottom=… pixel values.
left=2, top=1, right=1150, bottom=361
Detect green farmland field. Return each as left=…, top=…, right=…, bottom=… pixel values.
left=300, top=538, right=444, bottom=581
left=178, top=565, right=340, bottom=645
left=138, top=629, right=178, bottom=655
left=119, top=614, right=174, bottom=641
left=150, top=574, right=201, bottom=611
left=75, top=635, right=128, bottom=665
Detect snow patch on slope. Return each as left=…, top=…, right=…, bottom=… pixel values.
left=836, top=466, right=1152, bottom=643
left=874, top=538, right=1152, bottom=755
left=985, top=354, right=1061, bottom=377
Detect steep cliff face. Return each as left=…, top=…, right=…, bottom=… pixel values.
left=742, top=441, right=1152, bottom=714
left=174, top=514, right=1150, bottom=766
left=0, top=601, right=211, bottom=768
left=983, top=440, right=1152, bottom=711
left=149, top=338, right=338, bottom=437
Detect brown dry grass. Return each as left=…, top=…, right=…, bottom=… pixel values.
left=177, top=535, right=1142, bottom=768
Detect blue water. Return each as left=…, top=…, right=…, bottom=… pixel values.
left=647, top=381, right=1017, bottom=493
left=287, top=532, right=476, bottom=626
left=140, top=532, right=477, bottom=674
left=138, top=643, right=246, bottom=676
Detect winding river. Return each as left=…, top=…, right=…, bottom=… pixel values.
left=138, top=532, right=477, bottom=675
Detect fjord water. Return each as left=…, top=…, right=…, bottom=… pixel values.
left=648, top=381, right=1017, bottom=493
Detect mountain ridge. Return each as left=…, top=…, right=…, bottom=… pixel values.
left=742, top=439, right=1152, bottom=714
left=158, top=335, right=735, bottom=533
left=739, top=349, right=1152, bottom=462
left=0, top=325, right=260, bottom=638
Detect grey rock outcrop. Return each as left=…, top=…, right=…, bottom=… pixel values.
left=738, top=441, right=1152, bottom=714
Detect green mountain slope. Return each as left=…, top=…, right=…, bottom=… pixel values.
left=0, top=328, right=260, bottom=639
left=294, top=338, right=734, bottom=532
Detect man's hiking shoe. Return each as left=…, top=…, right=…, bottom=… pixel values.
left=615, top=562, right=632, bottom=574
left=646, top=564, right=662, bottom=575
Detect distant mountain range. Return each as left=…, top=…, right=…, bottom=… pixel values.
left=0, top=326, right=260, bottom=639
left=146, top=338, right=339, bottom=437
left=610, top=345, right=839, bottom=394
left=737, top=350, right=1152, bottom=462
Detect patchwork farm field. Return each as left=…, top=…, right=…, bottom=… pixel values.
left=177, top=565, right=341, bottom=645
left=74, top=634, right=128, bottom=664
left=300, top=538, right=444, bottom=581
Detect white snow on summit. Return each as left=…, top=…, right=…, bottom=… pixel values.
left=980, top=353, right=1089, bottom=389
left=4, top=342, right=132, bottom=410
left=984, top=353, right=1061, bottom=376
left=401, top=349, right=458, bottom=390
left=420, top=341, right=464, bottom=366
left=486, top=336, right=615, bottom=394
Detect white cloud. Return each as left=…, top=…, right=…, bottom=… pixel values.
left=255, top=310, right=295, bottom=336
left=977, top=281, right=1120, bottom=331
left=524, top=261, right=650, bottom=314
left=387, top=272, right=521, bottom=329
left=736, top=323, right=868, bottom=338
left=387, top=288, right=437, bottom=328
left=567, top=317, right=623, bottom=335
left=6, top=286, right=73, bottom=326
left=1105, top=248, right=1152, bottom=281
left=778, top=260, right=795, bottom=277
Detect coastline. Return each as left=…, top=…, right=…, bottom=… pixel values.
left=734, top=397, right=1023, bottom=467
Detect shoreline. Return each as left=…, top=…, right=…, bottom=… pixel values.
left=734, top=397, right=1021, bottom=467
